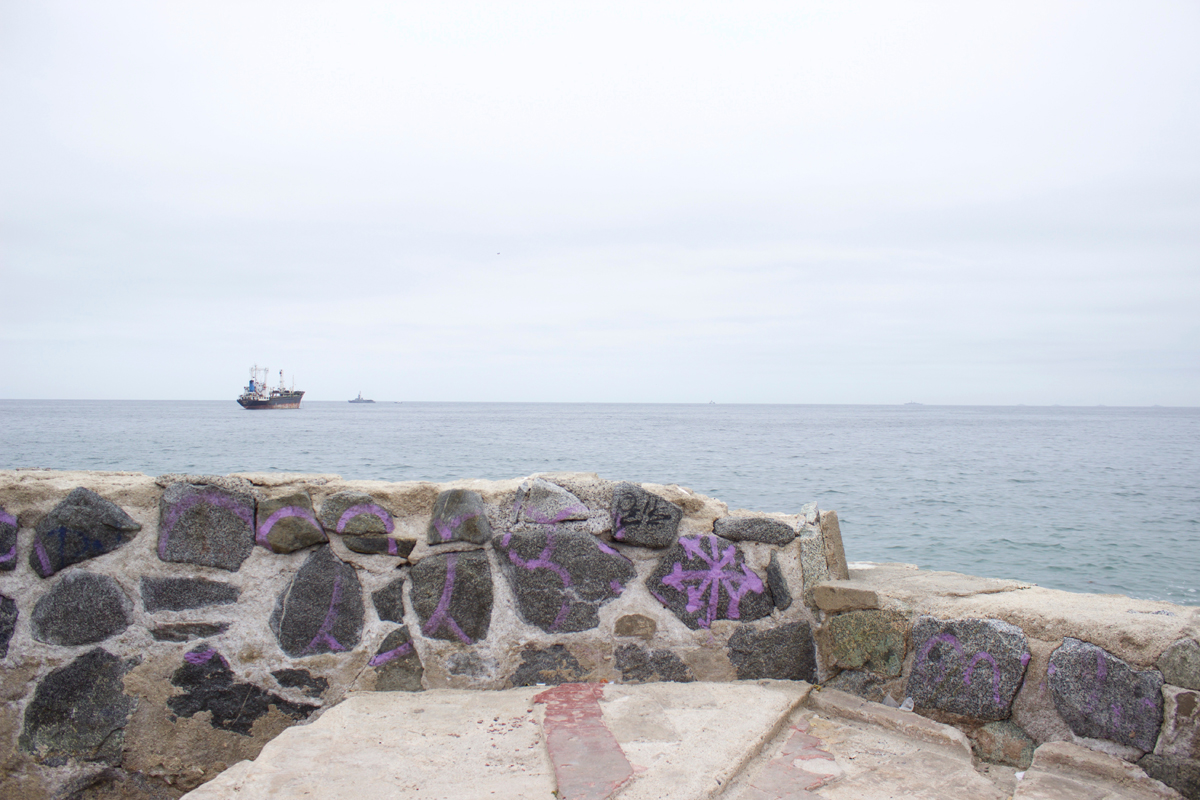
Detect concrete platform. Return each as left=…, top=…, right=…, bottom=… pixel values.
left=183, top=683, right=1182, bottom=800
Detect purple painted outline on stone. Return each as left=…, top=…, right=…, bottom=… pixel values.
left=660, top=535, right=765, bottom=628
left=0, top=545, right=15, bottom=564
left=613, top=512, right=625, bottom=541
left=336, top=504, right=394, bottom=535
left=1021, top=652, right=1031, bottom=668
left=965, top=651, right=1003, bottom=705
left=432, top=511, right=480, bottom=542
left=184, top=648, right=228, bottom=667
left=304, top=571, right=347, bottom=654
left=517, top=503, right=588, bottom=528
left=369, top=639, right=414, bottom=667
left=914, top=633, right=964, bottom=683
left=609, top=580, right=624, bottom=595
left=34, top=540, right=53, bottom=575
left=422, top=553, right=471, bottom=643
left=505, top=533, right=574, bottom=631
left=0, top=511, right=15, bottom=528
left=159, top=488, right=254, bottom=558
left=257, top=506, right=322, bottom=547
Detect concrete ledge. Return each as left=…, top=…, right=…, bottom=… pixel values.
left=805, top=687, right=973, bottom=759
left=1014, top=741, right=1183, bottom=799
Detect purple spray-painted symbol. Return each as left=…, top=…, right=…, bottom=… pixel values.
left=369, top=639, right=414, bottom=667
left=304, top=570, right=348, bottom=654
left=421, top=552, right=472, bottom=643
left=257, top=505, right=323, bottom=548
left=504, top=532, right=576, bottom=631
left=159, top=488, right=254, bottom=558
left=660, top=535, right=765, bottom=629
left=184, top=648, right=228, bottom=667
left=337, top=504, right=394, bottom=535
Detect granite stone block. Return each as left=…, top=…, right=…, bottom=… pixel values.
left=615, top=644, right=694, bottom=683
left=344, top=535, right=415, bottom=557
left=270, top=545, right=364, bottom=657
left=31, top=571, right=132, bottom=646
left=427, top=489, right=491, bottom=545
left=727, top=621, right=817, bottom=682
left=158, top=482, right=255, bottom=572
left=1159, top=639, right=1200, bottom=692
left=906, top=616, right=1029, bottom=721
left=512, top=478, right=589, bottom=526
left=256, top=491, right=327, bottom=553
left=0, top=594, right=16, bottom=658
left=826, top=609, right=908, bottom=678
left=611, top=482, right=681, bottom=548
left=511, top=644, right=586, bottom=686
left=0, top=506, right=17, bottom=572
left=318, top=491, right=394, bottom=536
left=141, top=576, right=239, bottom=612
left=713, top=516, right=796, bottom=545
left=409, top=550, right=492, bottom=643
left=1049, top=637, right=1164, bottom=752
left=30, top=487, right=142, bottom=577
left=370, top=626, right=424, bottom=691
left=648, top=534, right=773, bottom=629
left=372, top=575, right=406, bottom=624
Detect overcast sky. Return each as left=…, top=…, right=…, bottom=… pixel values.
left=2, top=2, right=1197, bottom=404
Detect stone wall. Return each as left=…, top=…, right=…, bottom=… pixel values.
left=0, top=470, right=845, bottom=798
left=1, top=470, right=1197, bottom=799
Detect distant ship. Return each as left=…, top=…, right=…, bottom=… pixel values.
left=348, top=392, right=375, bottom=404
left=237, top=366, right=304, bottom=409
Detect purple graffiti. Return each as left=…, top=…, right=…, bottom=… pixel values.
left=505, top=533, right=574, bottom=631
left=34, top=540, right=52, bottom=575
left=915, top=633, right=964, bottom=683
left=184, top=648, right=228, bottom=667
left=0, top=510, right=15, bottom=528
left=257, top=505, right=322, bottom=547
left=609, top=580, right=624, bottom=595
left=0, top=545, right=15, bottom=564
left=305, top=571, right=348, bottom=653
left=336, top=503, right=394, bottom=535
left=369, top=639, right=414, bottom=667
left=965, top=652, right=1003, bottom=705
left=1021, top=652, right=1031, bottom=668
left=613, top=512, right=626, bottom=541
left=422, top=553, right=471, bottom=643
left=1047, top=663, right=1057, bottom=676
left=596, top=540, right=621, bottom=557
left=432, top=511, right=480, bottom=542
left=661, top=535, right=764, bottom=629
left=1086, top=650, right=1108, bottom=712
left=159, top=489, right=254, bottom=558
left=515, top=502, right=588, bottom=528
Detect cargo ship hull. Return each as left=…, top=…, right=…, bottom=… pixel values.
left=237, top=366, right=304, bottom=410
left=237, top=392, right=304, bottom=410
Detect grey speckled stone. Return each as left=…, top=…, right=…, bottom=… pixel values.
left=615, top=644, right=694, bottom=683
left=798, top=530, right=832, bottom=606
left=0, top=506, right=16, bottom=571
left=318, top=491, right=394, bottom=536
left=511, top=645, right=585, bottom=686
left=512, top=478, right=589, bottom=525
left=19, top=648, right=136, bottom=765
left=1138, top=754, right=1200, bottom=800
left=647, top=534, right=773, bottom=630
left=826, top=609, right=908, bottom=678
left=409, top=550, right=492, bottom=643
left=371, top=575, right=406, bottom=624
left=766, top=551, right=792, bottom=611
left=973, top=721, right=1034, bottom=769
left=158, top=482, right=255, bottom=572
left=497, top=529, right=635, bottom=633
left=906, top=616, right=1029, bottom=721
left=31, top=572, right=132, bottom=646
left=713, top=516, right=796, bottom=545
left=0, top=595, right=16, bottom=658
left=370, top=627, right=423, bottom=691
left=1158, top=638, right=1200, bottom=692
left=141, top=576, right=239, bottom=612
left=150, top=622, right=229, bottom=642
left=611, top=482, right=681, bottom=548
left=30, top=487, right=142, bottom=578
left=427, top=489, right=491, bottom=545
left=256, top=492, right=327, bottom=554
left=727, top=622, right=817, bottom=682
left=1156, top=685, right=1199, bottom=760
left=824, top=669, right=892, bottom=704
left=1050, top=637, right=1163, bottom=752
left=270, top=545, right=364, bottom=657
left=344, top=535, right=415, bottom=557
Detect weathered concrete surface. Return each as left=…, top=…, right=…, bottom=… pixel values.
left=1013, top=741, right=1182, bottom=799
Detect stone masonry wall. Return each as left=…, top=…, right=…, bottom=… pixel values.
left=0, top=469, right=846, bottom=798
left=2, top=470, right=1198, bottom=799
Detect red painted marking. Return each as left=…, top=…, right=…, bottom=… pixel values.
left=534, top=683, right=633, bottom=800
left=745, top=724, right=841, bottom=798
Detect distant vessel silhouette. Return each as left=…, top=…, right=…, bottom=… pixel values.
left=349, top=392, right=375, bottom=404
left=237, top=366, right=304, bottom=409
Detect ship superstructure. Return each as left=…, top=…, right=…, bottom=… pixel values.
left=237, top=366, right=305, bottom=409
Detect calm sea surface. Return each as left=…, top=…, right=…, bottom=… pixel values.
left=1, top=401, right=1196, bottom=605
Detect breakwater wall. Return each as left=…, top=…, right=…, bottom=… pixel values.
left=0, top=470, right=1197, bottom=799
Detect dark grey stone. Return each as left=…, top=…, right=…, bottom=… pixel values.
left=0, top=594, right=16, bottom=658
left=906, top=616, right=1029, bottom=721
left=615, top=644, right=694, bottom=683
left=29, top=488, right=141, bottom=578
left=511, top=645, right=586, bottom=686
left=318, top=491, right=395, bottom=536
left=427, top=489, right=491, bottom=545
left=825, top=669, right=892, bottom=703
left=141, top=576, right=239, bottom=612
left=31, top=572, right=132, bottom=646
left=713, top=516, right=796, bottom=546
left=727, top=622, right=817, bottom=682
left=409, top=551, right=492, bottom=643
left=611, top=482, right=681, bottom=548
left=1138, top=754, right=1200, bottom=800
left=1049, top=637, right=1163, bottom=751
left=370, top=627, right=423, bottom=692
left=0, top=506, right=16, bottom=572
left=647, top=534, right=773, bottom=630
left=512, top=478, right=589, bottom=526
left=168, top=645, right=316, bottom=736
left=372, top=575, right=406, bottom=623
left=150, top=622, right=230, bottom=642
left=766, top=552, right=792, bottom=611
left=269, top=545, right=364, bottom=657
left=19, top=648, right=136, bottom=765
left=1158, top=638, right=1200, bottom=692
left=271, top=668, right=329, bottom=698
left=158, top=482, right=255, bottom=572
left=344, top=536, right=415, bottom=557
left=256, top=492, right=327, bottom=554
left=497, top=529, right=635, bottom=633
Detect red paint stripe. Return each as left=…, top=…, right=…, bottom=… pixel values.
left=534, top=684, right=633, bottom=800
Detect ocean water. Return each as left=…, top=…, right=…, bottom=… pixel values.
left=1, top=400, right=1196, bottom=605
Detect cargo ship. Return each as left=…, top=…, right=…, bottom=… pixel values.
left=237, top=366, right=305, bottom=409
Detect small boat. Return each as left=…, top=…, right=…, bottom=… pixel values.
left=349, top=392, right=375, bottom=404
left=237, top=366, right=304, bottom=409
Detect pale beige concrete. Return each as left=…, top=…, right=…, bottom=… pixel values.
left=1013, top=741, right=1182, bottom=799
